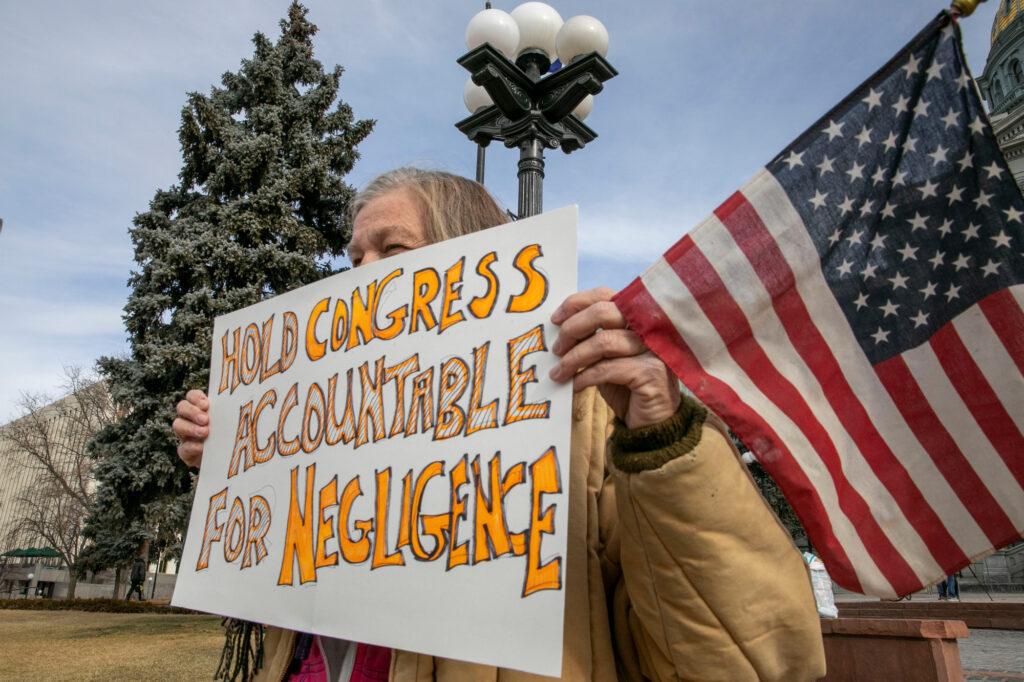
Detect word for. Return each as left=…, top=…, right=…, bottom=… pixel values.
left=226, top=325, right=550, bottom=480
left=196, top=448, right=563, bottom=599
left=217, top=245, right=548, bottom=395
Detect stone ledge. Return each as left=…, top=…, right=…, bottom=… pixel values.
left=822, top=617, right=969, bottom=639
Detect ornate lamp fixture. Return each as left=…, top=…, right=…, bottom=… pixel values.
left=456, top=2, right=617, bottom=218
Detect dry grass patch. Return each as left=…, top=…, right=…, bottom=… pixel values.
left=0, top=609, right=224, bottom=681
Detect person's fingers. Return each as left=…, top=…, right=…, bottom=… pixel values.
left=550, top=329, right=645, bottom=381
left=176, top=398, right=209, bottom=427
left=550, top=287, right=616, bottom=325
left=570, top=356, right=641, bottom=392
left=185, top=389, right=210, bottom=410
left=551, top=300, right=627, bottom=356
left=177, top=439, right=204, bottom=469
left=172, top=417, right=209, bottom=442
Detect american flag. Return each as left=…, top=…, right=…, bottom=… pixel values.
left=614, top=13, right=1024, bottom=598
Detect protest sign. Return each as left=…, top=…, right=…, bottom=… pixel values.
left=173, top=206, right=577, bottom=676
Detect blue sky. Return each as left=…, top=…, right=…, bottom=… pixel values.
left=0, top=1, right=1001, bottom=421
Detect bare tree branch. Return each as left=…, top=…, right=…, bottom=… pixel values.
left=2, top=367, right=120, bottom=597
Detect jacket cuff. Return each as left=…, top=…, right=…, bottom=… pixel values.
left=609, top=396, right=708, bottom=473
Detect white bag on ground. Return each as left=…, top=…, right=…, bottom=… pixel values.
left=803, top=552, right=839, bottom=619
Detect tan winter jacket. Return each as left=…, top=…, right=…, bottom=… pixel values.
left=255, top=388, right=826, bottom=681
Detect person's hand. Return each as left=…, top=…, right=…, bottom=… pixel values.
left=173, top=389, right=210, bottom=469
left=549, top=287, right=680, bottom=429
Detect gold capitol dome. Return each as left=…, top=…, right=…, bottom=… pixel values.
left=992, top=0, right=1024, bottom=45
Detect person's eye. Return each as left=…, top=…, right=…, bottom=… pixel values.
left=384, top=243, right=407, bottom=254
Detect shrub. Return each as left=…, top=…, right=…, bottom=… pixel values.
left=0, top=598, right=200, bottom=614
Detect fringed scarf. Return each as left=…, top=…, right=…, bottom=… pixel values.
left=216, top=617, right=265, bottom=681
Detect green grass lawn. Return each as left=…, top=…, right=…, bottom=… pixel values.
left=0, top=609, right=224, bottom=680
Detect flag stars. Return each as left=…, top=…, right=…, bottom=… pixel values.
left=856, top=125, right=873, bottom=147
left=809, top=190, right=829, bottom=209
left=837, top=259, right=855, bottom=277
left=861, top=262, right=880, bottom=280
left=984, top=161, right=1005, bottom=180
left=908, top=212, right=929, bottom=231
left=937, top=219, right=953, bottom=237
left=838, top=196, right=856, bottom=216
left=883, top=132, right=899, bottom=152
left=881, top=200, right=897, bottom=219
left=889, top=272, right=910, bottom=290
left=817, top=155, right=836, bottom=175
left=869, top=233, right=887, bottom=250
left=847, top=161, right=866, bottom=182
left=783, top=150, right=804, bottom=169
left=953, top=253, right=971, bottom=270
left=892, top=94, right=911, bottom=116
left=911, top=310, right=930, bottom=328
left=981, top=259, right=1001, bottom=277
left=992, top=230, right=1013, bottom=248
left=872, top=327, right=891, bottom=345
left=904, top=136, right=919, bottom=153
left=928, top=250, right=946, bottom=269
left=880, top=299, right=900, bottom=317
left=929, top=145, right=949, bottom=165
left=969, top=118, right=986, bottom=135
left=902, top=53, right=921, bottom=78
left=920, top=281, right=938, bottom=300
left=945, top=284, right=961, bottom=301
left=926, top=60, right=945, bottom=81
left=824, top=119, right=845, bottom=141
left=962, top=222, right=981, bottom=241
left=897, top=243, right=918, bottom=261
left=845, top=228, right=865, bottom=246
left=975, top=191, right=993, bottom=209
left=1005, top=206, right=1023, bottom=223
left=853, top=292, right=869, bottom=310
left=863, top=88, right=883, bottom=110
left=858, top=201, right=875, bottom=218
left=941, top=109, right=959, bottom=129
left=947, top=184, right=965, bottom=205
left=914, top=99, right=931, bottom=118
left=828, top=228, right=843, bottom=246
left=872, top=167, right=887, bottom=185
left=957, top=152, right=974, bottom=171
left=893, top=169, right=909, bottom=186
left=918, top=179, right=938, bottom=199
left=957, top=71, right=972, bottom=89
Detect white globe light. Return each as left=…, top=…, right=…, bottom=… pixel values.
left=572, top=95, right=594, bottom=120
left=463, top=78, right=494, bottom=113
left=510, top=2, right=563, bottom=60
left=556, top=15, right=609, bottom=63
left=465, top=8, right=520, bottom=60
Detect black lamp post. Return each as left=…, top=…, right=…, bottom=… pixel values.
left=455, top=4, right=617, bottom=218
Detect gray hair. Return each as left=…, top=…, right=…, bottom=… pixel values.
left=350, top=167, right=509, bottom=245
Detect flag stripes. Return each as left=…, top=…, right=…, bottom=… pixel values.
left=714, top=186, right=968, bottom=579
left=617, top=169, right=1024, bottom=596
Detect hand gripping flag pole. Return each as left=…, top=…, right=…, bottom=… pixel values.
left=615, top=2, right=1024, bottom=599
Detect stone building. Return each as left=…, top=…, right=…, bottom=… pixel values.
left=0, top=388, right=177, bottom=599
left=978, top=0, right=1024, bottom=189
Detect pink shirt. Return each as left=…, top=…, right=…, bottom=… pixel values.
left=288, top=637, right=391, bottom=682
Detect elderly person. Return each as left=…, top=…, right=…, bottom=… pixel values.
left=174, top=168, right=825, bottom=682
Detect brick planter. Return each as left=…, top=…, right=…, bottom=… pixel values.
left=838, top=601, right=1024, bottom=630
left=820, top=618, right=968, bottom=682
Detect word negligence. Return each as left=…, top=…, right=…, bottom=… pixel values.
left=226, top=324, right=550, bottom=479
left=197, top=448, right=563, bottom=599
left=216, top=245, right=548, bottom=396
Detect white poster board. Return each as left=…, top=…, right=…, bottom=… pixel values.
left=173, top=207, right=577, bottom=677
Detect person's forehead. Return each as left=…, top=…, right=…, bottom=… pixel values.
left=352, top=191, right=425, bottom=245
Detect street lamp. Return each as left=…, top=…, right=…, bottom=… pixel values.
left=456, top=2, right=617, bottom=218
